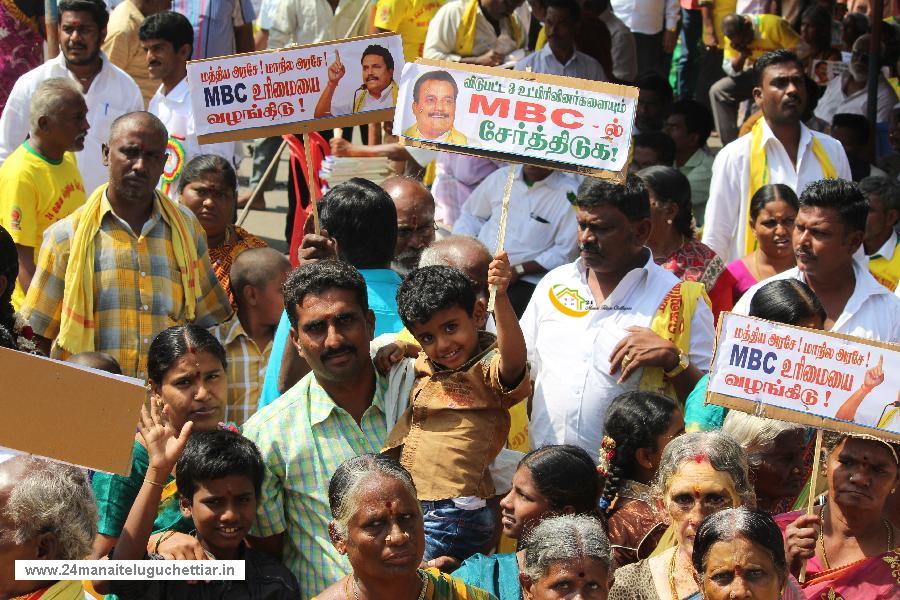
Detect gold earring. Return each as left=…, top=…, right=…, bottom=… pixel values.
left=667, top=219, right=673, bottom=225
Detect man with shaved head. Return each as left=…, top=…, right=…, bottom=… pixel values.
left=381, top=175, right=436, bottom=276
left=419, top=235, right=492, bottom=301
left=0, top=456, right=98, bottom=599
left=20, top=111, right=232, bottom=377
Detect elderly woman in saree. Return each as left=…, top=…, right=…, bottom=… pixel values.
left=608, top=431, right=756, bottom=600
left=723, top=412, right=810, bottom=514
left=316, top=453, right=497, bottom=600
left=692, top=508, right=804, bottom=600
left=778, top=435, right=899, bottom=599
left=0, top=455, right=98, bottom=600
left=519, top=514, right=612, bottom=600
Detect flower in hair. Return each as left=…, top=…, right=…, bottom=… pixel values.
left=218, top=422, right=240, bottom=434
left=598, top=436, right=616, bottom=477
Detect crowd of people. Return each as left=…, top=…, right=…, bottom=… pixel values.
left=1, top=0, right=900, bottom=599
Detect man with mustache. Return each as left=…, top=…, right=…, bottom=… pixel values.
left=0, top=79, right=89, bottom=312
left=403, top=70, right=468, bottom=144
left=520, top=175, right=714, bottom=455
left=102, top=0, right=171, bottom=104
left=709, top=13, right=800, bottom=145
left=734, top=178, right=900, bottom=340
left=19, top=111, right=232, bottom=378
left=140, top=11, right=236, bottom=199
left=702, top=50, right=851, bottom=264
left=814, top=34, right=899, bottom=125
left=314, top=45, right=399, bottom=118
left=0, top=0, right=143, bottom=196
left=382, top=175, right=437, bottom=277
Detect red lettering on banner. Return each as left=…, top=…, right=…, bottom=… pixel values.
left=514, top=102, right=545, bottom=122
left=552, top=108, right=583, bottom=129
left=469, top=94, right=510, bottom=118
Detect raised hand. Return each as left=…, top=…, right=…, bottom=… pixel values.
left=327, top=49, right=346, bottom=84
left=488, top=252, right=513, bottom=295
left=863, top=355, right=885, bottom=391
left=140, top=396, right=193, bottom=475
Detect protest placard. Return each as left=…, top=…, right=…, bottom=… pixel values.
left=393, top=59, right=638, bottom=180
left=188, top=33, right=405, bottom=144
left=706, top=313, right=900, bottom=442
left=0, top=348, right=145, bottom=474
left=809, top=59, right=848, bottom=86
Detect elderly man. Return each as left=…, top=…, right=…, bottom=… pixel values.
left=814, top=34, right=899, bottom=125
left=0, top=0, right=143, bottom=196
left=419, top=235, right=492, bottom=300
left=20, top=112, right=232, bottom=378
left=382, top=175, right=437, bottom=276
left=314, top=45, right=397, bottom=118
left=455, top=164, right=580, bottom=316
left=0, top=79, right=89, bottom=311
left=521, top=175, right=714, bottom=455
left=735, top=178, right=900, bottom=340
left=0, top=456, right=98, bottom=599
left=702, top=50, right=851, bottom=264
left=709, top=13, right=800, bottom=144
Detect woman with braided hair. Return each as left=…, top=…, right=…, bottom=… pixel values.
left=454, top=445, right=601, bottom=600
left=602, top=391, right=684, bottom=570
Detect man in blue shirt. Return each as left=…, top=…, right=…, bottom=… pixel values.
left=258, top=178, right=404, bottom=408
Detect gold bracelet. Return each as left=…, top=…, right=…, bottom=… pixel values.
left=143, top=478, right=165, bottom=488
left=154, top=530, right=176, bottom=554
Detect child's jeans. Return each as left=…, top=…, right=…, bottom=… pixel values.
left=421, top=499, right=495, bottom=562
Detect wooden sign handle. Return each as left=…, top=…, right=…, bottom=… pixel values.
left=799, top=428, right=824, bottom=584
left=303, top=132, right=322, bottom=234
left=487, top=164, right=517, bottom=312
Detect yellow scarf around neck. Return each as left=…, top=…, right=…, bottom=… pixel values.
left=455, top=0, right=522, bottom=58
left=639, top=281, right=708, bottom=402
left=745, top=118, right=837, bottom=256
left=56, top=184, right=202, bottom=355
left=13, top=579, right=86, bottom=600
left=352, top=81, right=399, bottom=113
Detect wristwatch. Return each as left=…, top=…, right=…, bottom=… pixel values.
left=514, top=264, right=526, bottom=276
left=664, top=348, right=690, bottom=378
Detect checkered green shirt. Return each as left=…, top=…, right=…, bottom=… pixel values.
left=241, top=369, right=389, bottom=599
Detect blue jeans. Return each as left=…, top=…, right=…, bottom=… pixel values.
left=677, top=8, right=704, bottom=99
left=421, top=500, right=495, bottom=562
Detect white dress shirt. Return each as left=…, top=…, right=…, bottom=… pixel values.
left=814, top=72, right=899, bottom=125
left=515, top=45, right=606, bottom=81
left=520, top=253, right=715, bottom=455
left=0, top=52, right=143, bottom=196
left=609, top=0, right=679, bottom=35
left=424, top=0, right=525, bottom=62
left=599, top=7, right=638, bottom=82
left=267, top=0, right=370, bottom=48
left=147, top=79, right=237, bottom=198
left=331, top=82, right=396, bottom=116
left=733, top=260, right=900, bottom=342
left=453, top=166, right=580, bottom=284
left=701, top=118, right=851, bottom=264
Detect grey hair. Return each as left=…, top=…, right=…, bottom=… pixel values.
left=722, top=412, right=805, bottom=468
left=327, top=454, right=418, bottom=538
left=521, top=514, right=612, bottom=581
left=29, top=78, right=83, bottom=132
left=652, top=431, right=756, bottom=509
left=1, top=457, right=97, bottom=560
left=418, top=235, right=491, bottom=268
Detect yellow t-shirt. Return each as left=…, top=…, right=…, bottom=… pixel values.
left=723, top=14, right=800, bottom=65
left=0, top=142, right=86, bottom=310
left=375, top=0, right=447, bottom=61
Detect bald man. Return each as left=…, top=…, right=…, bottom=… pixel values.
left=20, top=111, right=232, bottom=377
left=0, top=456, right=98, bottom=599
left=419, top=235, right=492, bottom=301
left=381, top=175, right=436, bottom=276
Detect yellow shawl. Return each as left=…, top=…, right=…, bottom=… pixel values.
left=57, top=184, right=202, bottom=355
left=745, top=118, right=837, bottom=256
left=15, top=580, right=86, bottom=600
left=455, top=0, right=522, bottom=58
left=639, top=281, right=709, bottom=401
left=352, top=81, right=399, bottom=113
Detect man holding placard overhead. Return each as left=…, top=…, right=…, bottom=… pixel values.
left=521, top=175, right=715, bottom=456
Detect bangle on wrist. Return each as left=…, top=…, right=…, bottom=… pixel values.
left=154, top=530, right=176, bottom=554
left=144, top=477, right=165, bottom=488
left=664, top=348, right=690, bottom=378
